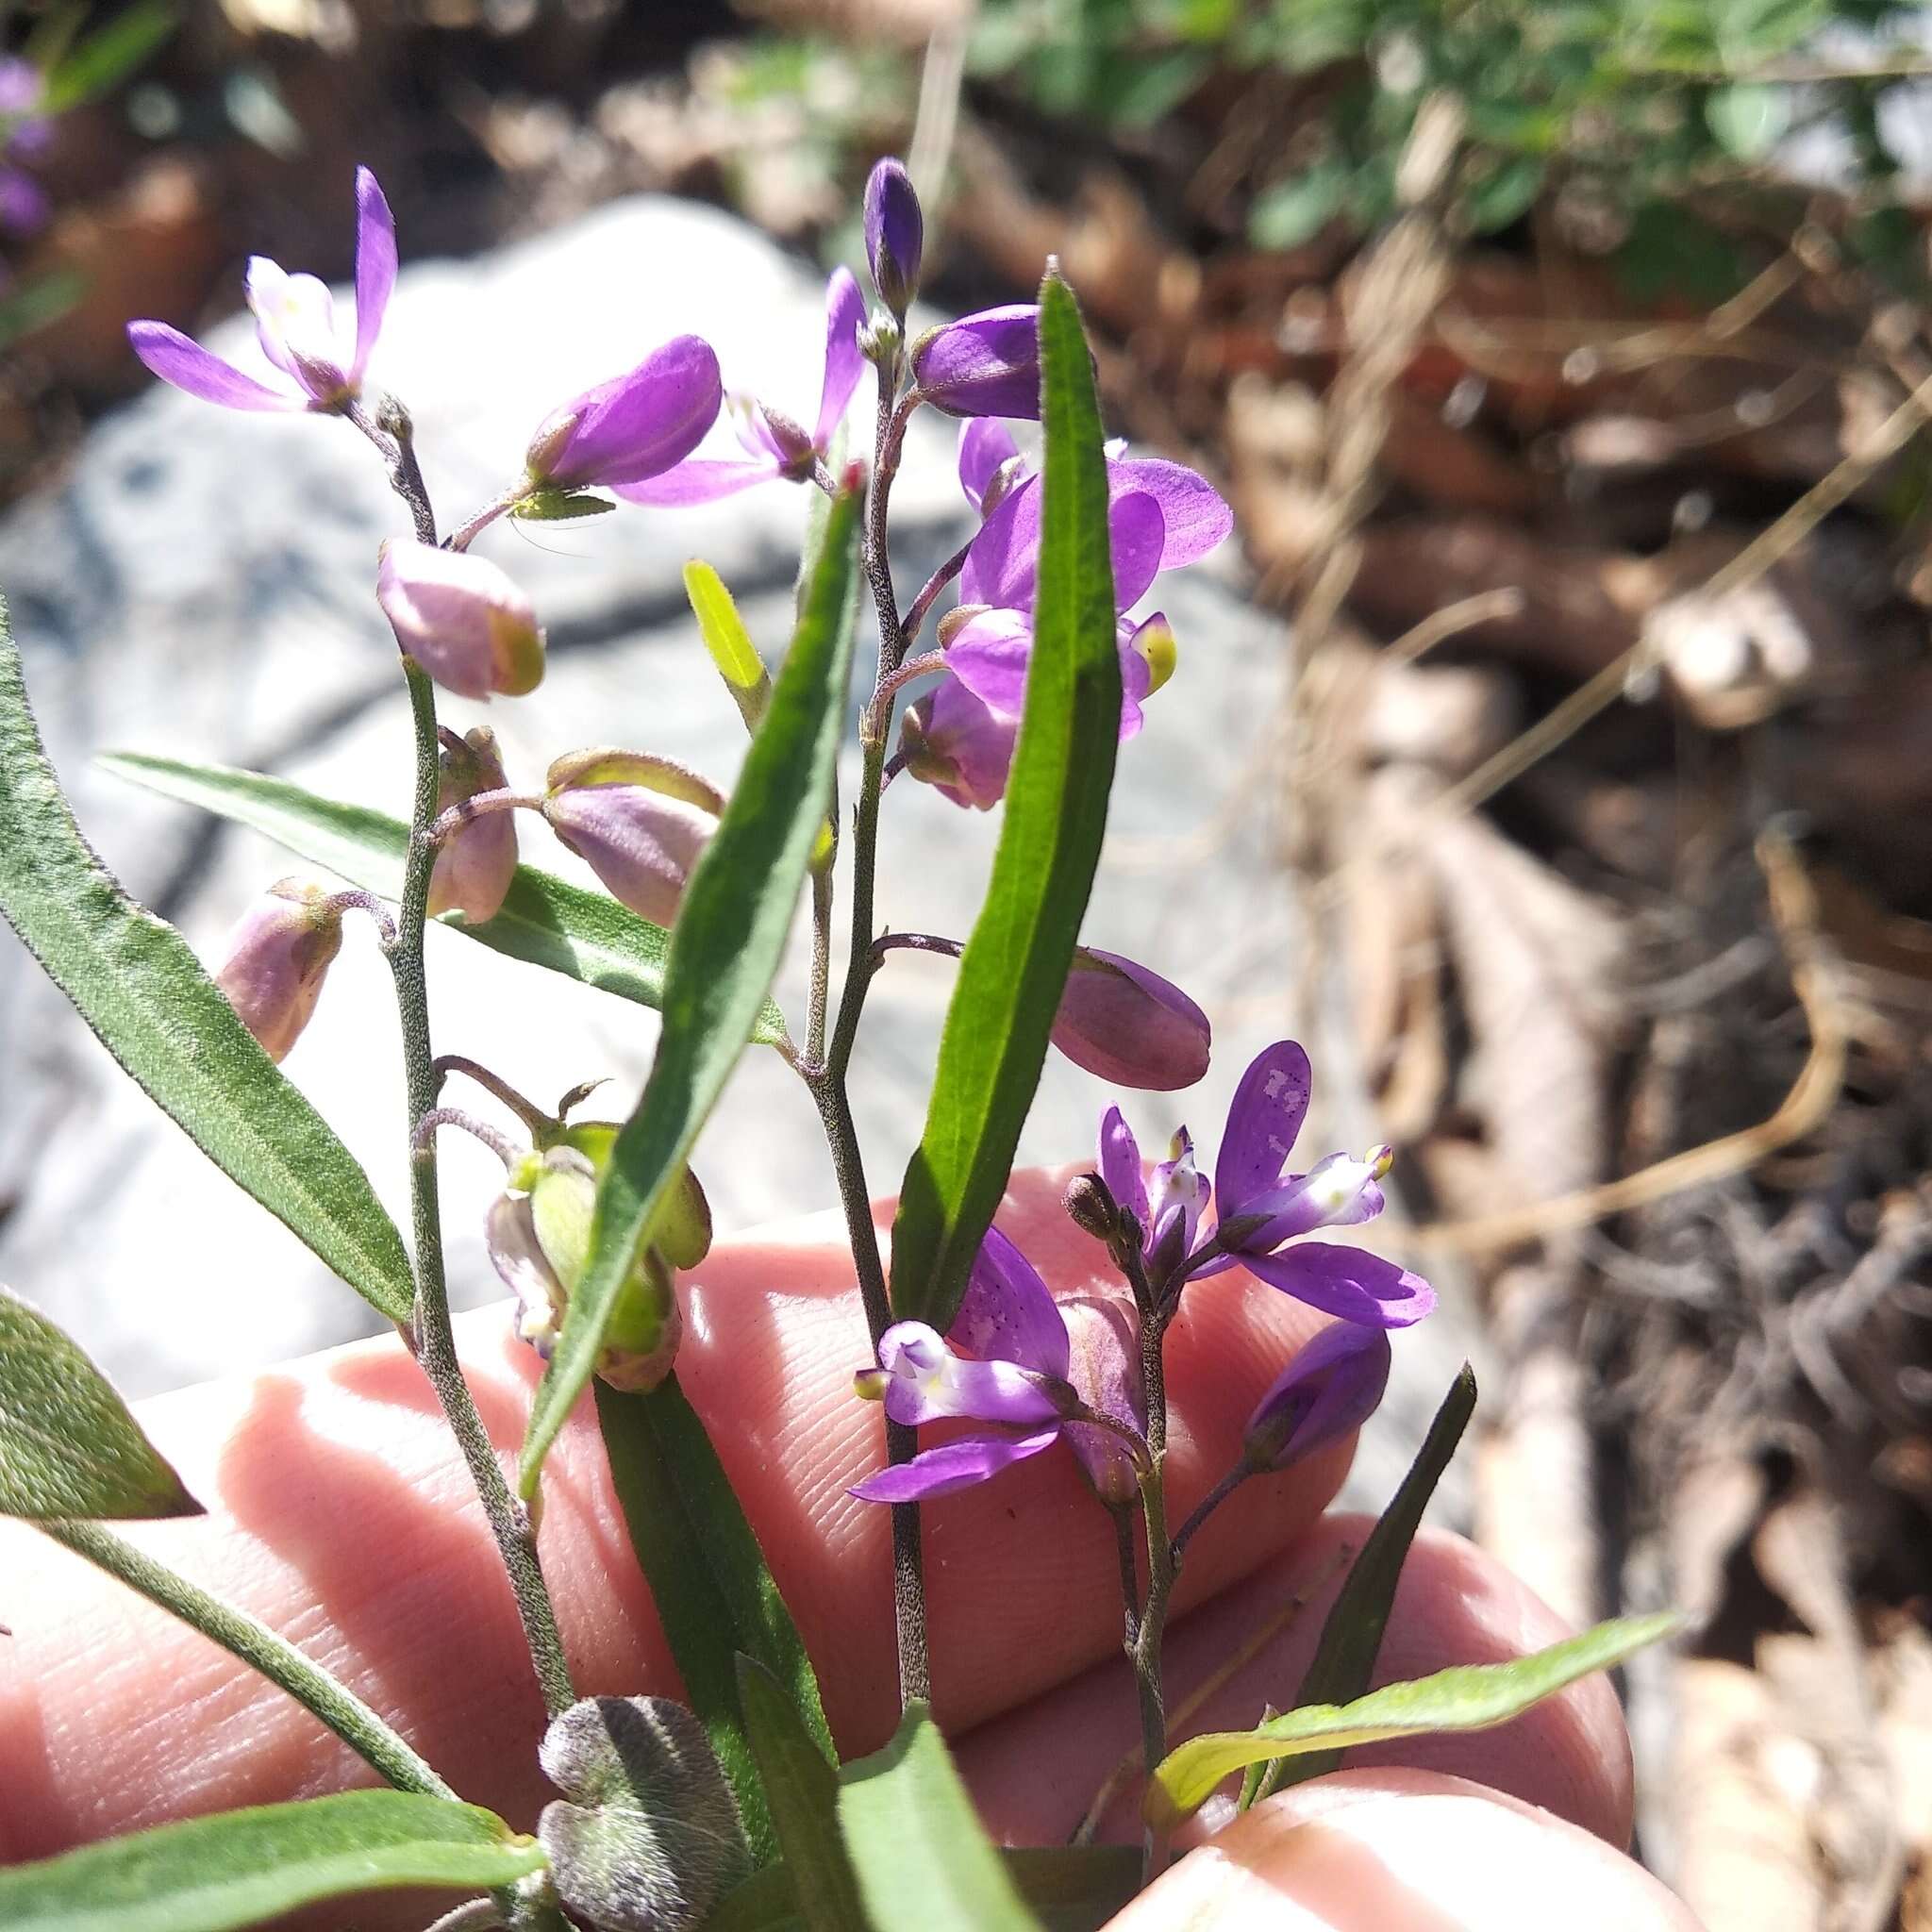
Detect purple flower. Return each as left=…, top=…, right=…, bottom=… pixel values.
left=1051, top=946, right=1210, bottom=1091
left=911, top=305, right=1041, bottom=419
left=1099, top=1108, right=1210, bottom=1279
left=541, top=749, right=724, bottom=927
left=1241, top=1323, right=1391, bottom=1473
left=901, top=425, right=1231, bottom=810
left=376, top=540, right=545, bottom=701
left=214, top=878, right=345, bottom=1062
left=127, top=167, right=397, bottom=413
left=850, top=1226, right=1142, bottom=1504
left=0, top=168, right=46, bottom=239
left=614, top=273, right=864, bottom=507
left=1101, top=1040, right=1436, bottom=1328
left=525, top=334, right=724, bottom=492
left=430, top=725, right=518, bottom=924
left=863, top=157, right=924, bottom=317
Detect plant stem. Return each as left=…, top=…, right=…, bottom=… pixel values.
left=395, top=658, right=576, bottom=1722
left=39, top=1521, right=453, bottom=1798
left=1170, top=1466, right=1251, bottom=1562
left=1110, top=1501, right=1141, bottom=1650
left=806, top=860, right=835, bottom=1071
left=1129, top=1307, right=1176, bottom=1879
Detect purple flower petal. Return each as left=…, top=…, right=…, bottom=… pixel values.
left=901, top=677, right=1020, bottom=811
left=1098, top=1106, right=1150, bottom=1237
left=945, top=608, right=1034, bottom=714
left=1241, top=1149, right=1389, bottom=1247
left=814, top=267, right=867, bottom=454
left=0, top=166, right=48, bottom=239
left=1243, top=1322, right=1391, bottom=1472
left=125, top=322, right=301, bottom=411
left=350, top=166, right=397, bottom=386
left=912, top=304, right=1042, bottom=420
left=527, top=334, right=724, bottom=490
left=1110, top=457, right=1234, bottom=572
left=1242, top=1241, right=1436, bottom=1329
left=614, top=457, right=777, bottom=507
left=1149, top=1127, right=1209, bottom=1258
left=958, top=419, right=1021, bottom=512
left=1060, top=1296, right=1145, bottom=1505
left=1052, top=947, right=1210, bottom=1091
left=958, top=473, right=1042, bottom=611
left=873, top=1321, right=1066, bottom=1427
left=1108, top=489, right=1166, bottom=612
left=947, top=1226, right=1072, bottom=1379
left=1214, top=1040, right=1312, bottom=1218
left=848, top=1427, right=1061, bottom=1502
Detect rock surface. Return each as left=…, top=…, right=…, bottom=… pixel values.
left=0, top=193, right=1477, bottom=1513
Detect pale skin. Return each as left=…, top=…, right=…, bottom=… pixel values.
left=0, top=1168, right=1703, bottom=1929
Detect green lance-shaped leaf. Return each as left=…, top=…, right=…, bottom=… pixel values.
left=595, top=1379, right=834, bottom=1864
left=839, top=1705, right=1044, bottom=1932
left=888, top=268, right=1121, bottom=1330
left=0, top=610, right=413, bottom=1324
left=1244, top=1363, right=1477, bottom=1808
left=99, top=752, right=789, bottom=1047
left=1148, top=1610, right=1686, bottom=1830
left=0, top=1790, right=548, bottom=1932
left=736, top=1657, right=861, bottom=1925
left=708, top=1845, right=1141, bottom=1932
left=519, top=482, right=861, bottom=1494
left=687, top=560, right=774, bottom=733
left=0, top=1288, right=201, bottom=1520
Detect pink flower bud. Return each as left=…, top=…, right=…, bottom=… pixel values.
left=1050, top=946, right=1211, bottom=1091
left=525, top=335, right=723, bottom=491
left=214, top=877, right=344, bottom=1062
left=429, top=725, right=518, bottom=924
left=541, top=749, right=724, bottom=928
left=863, top=157, right=924, bottom=317
left=1242, top=1323, right=1391, bottom=1474
left=376, top=540, right=545, bottom=700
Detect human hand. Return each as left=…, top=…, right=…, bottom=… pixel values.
left=0, top=1169, right=1698, bottom=1930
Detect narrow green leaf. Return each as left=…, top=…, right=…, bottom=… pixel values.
left=888, top=269, right=1121, bottom=1330
left=0, top=1790, right=546, bottom=1932
left=1246, top=1364, right=1476, bottom=1807
left=687, top=560, right=774, bottom=732
left=0, top=1289, right=200, bottom=1520
left=521, top=484, right=860, bottom=1494
left=98, top=752, right=789, bottom=1046
left=1706, top=82, right=1790, bottom=161
left=594, top=1377, right=834, bottom=1864
left=0, top=612, right=413, bottom=1324
left=41, top=0, right=176, bottom=112
left=737, top=1657, right=864, bottom=1925
left=707, top=1846, right=1140, bottom=1932
left=839, top=1706, right=1043, bottom=1932
left=1148, top=1611, right=1686, bottom=1829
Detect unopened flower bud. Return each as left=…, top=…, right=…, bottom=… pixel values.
left=541, top=750, right=724, bottom=928
left=525, top=335, right=723, bottom=491
left=1050, top=947, right=1211, bottom=1091
left=858, top=310, right=902, bottom=368
left=910, top=305, right=1042, bottom=420
left=1242, top=1324, right=1391, bottom=1474
left=376, top=540, right=545, bottom=701
left=863, top=157, right=924, bottom=318
left=486, top=1146, right=682, bottom=1391
left=429, top=726, right=518, bottom=924
left=553, top=1120, right=714, bottom=1272
left=1064, top=1172, right=1122, bottom=1244
left=214, top=877, right=344, bottom=1062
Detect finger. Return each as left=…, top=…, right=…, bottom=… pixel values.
left=958, top=1519, right=1632, bottom=1848
left=1102, top=1769, right=1702, bottom=1931
left=0, top=1168, right=1347, bottom=1862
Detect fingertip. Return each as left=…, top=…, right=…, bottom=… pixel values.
left=1108, top=1770, right=1704, bottom=1931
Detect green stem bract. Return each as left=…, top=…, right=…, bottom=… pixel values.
left=395, top=658, right=575, bottom=1722
left=39, top=1520, right=453, bottom=1798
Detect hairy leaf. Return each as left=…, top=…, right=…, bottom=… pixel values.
left=0, top=613, right=413, bottom=1323
left=839, top=1706, right=1042, bottom=1932
left=99, top=752, right=788, bottom=1046
left=519, top=482, right=859, bottom=1492
left=0, top=1790, right=545, bottom=1932
left=595, top=1378, right=833, bottom=1863
left=737, top=1657, right=862, bottom=1924
left=889, top=268, right=1120, bottom=1330
left=0, top=1289, right=200, bottom=1520
left=1149, top=1611, right=1685, bottom=1828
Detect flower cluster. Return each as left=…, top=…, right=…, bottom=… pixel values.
left=852, top=1037, right=1429, bottom=1515
left=0, top=58, right=50, bottom=251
